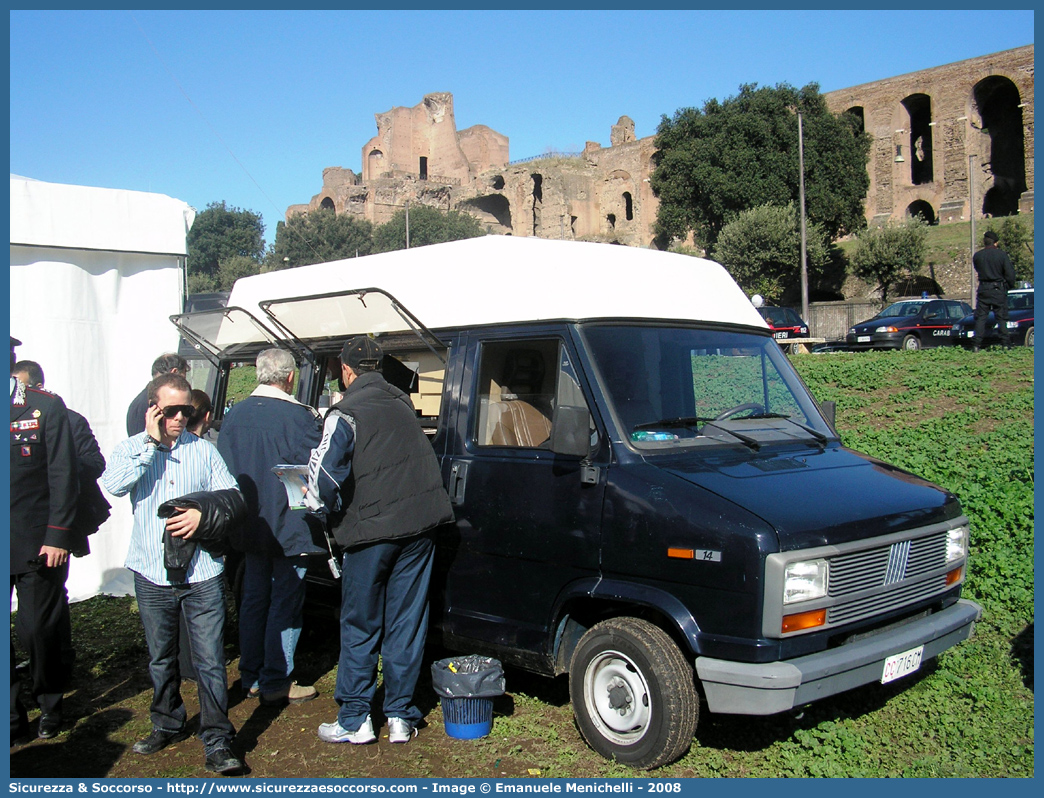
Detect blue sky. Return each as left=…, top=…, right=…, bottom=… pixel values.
left=9, top=9, right=1034, bottom=245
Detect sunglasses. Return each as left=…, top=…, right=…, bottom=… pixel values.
left=158, top=404, right=196, bottom=420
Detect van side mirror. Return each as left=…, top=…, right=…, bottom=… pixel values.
left=550, top=405, right=592, bottom=458
left=820, top=400, right=837, bottom=430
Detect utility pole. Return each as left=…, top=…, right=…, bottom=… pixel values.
left=968, top=154, right=976, bottom=305
left=798, top=112, right=809, bottom=323
left=405, top=201, right=410, bottom=250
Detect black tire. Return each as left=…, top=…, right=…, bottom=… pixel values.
left=569, top=618, right=698, bottom=769
left=902, top=334, right=921, bottom=351
left=1025, top=327, right=1034, bottom=347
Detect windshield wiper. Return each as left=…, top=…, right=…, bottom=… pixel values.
left=746, top=413, right=829, bottom=448
left=633, top=416, right=714, bottom=431
left=700, top=421, right=761, bottom=451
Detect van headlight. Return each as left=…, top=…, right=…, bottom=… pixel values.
left=783, top=559, right=828, bottom=604
left=946, top=526, right=969, bottom=562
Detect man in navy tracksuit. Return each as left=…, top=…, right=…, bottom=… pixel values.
left=217, top=349, right=323, bottom=706
left=306, top=336, right=453, bottom=745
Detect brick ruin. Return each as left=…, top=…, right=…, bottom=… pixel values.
left=824, top=44, right=1034, bottom=228
left=287, top=92, right=660, bottom=248
left=287, top=45, right=1033, bottom=272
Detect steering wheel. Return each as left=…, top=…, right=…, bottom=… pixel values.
left=714, top=403, right=765, bottom=421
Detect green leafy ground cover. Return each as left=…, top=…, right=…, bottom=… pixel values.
left=12, top=348, right=1033, bottom=778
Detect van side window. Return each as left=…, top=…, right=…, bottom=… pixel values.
left=316, top=350, right=446, bottom=431
left=475, top=340, right=560, bottom=448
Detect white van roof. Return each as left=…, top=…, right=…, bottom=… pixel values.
left=224, top=236, right=765, bottom=340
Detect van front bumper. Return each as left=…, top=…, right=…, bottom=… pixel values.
left=695, top=598, right=982, bottom=715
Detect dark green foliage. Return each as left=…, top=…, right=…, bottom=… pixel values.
left=713, top=202, right=830, bottom=302
left=985, top=216, right=1034, bottom=282
left=187, top=201, right=265, bottom=287
left=850, top=217, right=928, bottom=303
left=267, top=207, right=374, bottom=269
left=651, top=83, right=870, bottom=250
left=372, top=205, right=485, bottom=253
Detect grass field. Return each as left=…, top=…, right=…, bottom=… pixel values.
left=11, top=347, right=1033, bottom=778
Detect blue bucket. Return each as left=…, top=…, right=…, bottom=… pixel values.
left=441, top=696, right=494, bottom=739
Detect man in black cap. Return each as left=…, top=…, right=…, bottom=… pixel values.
left=306, top=336, right=453, bottom=746
left=9, top=337, right=79, bottom=743
left=971, top=230, right=1017, bottom=351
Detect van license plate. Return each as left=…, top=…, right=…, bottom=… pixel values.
left=857, top=336, right=871, bottom=343
left=881, top=645, right=923, bottom=684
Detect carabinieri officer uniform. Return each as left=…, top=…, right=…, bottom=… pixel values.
left=10, top=338, right=79, bottom=741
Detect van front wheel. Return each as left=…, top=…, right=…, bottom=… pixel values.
left=569, top=618, right=698, bottom=769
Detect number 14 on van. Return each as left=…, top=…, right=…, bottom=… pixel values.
left=881, top=645, right=923, bottom=684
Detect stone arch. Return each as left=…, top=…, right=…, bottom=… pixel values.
left=845, top=106, right=865, bottom=135
left=461, top=195, right=511, bottom=230
left=974, top=75, right=1027, bottom=217
left=901, top=94, right=934, bottom=185
left=368, top=149, right=385, bottom=176
left=906, top=199, right=936, bottom=224
left=319, top=197, right=335, bottom=211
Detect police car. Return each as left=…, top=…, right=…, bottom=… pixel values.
left=846, top=298, right=973, bottom=351
left=950, top=287, right=1034, bottom=348
left=757, top=306, right=810, bottom=340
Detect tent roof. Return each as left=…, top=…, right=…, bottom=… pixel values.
left=225, top=236, right=766, bottom=339
left=10, top=176, right=195, bottom=255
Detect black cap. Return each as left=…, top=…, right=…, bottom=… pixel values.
left=340, top=336, right=383, bottom=372
left=984, top=230, right=999, bottom=244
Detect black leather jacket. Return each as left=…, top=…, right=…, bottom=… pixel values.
left=157, top=489, right=246, bottom=584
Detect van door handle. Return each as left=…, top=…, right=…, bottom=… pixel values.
left=449, top=461, right=468, bottom=505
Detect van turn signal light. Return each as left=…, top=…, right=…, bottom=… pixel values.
left=781, top=608, right=827, bottom=634
left=667, top=547, right=694, bottom=559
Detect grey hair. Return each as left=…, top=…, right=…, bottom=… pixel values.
left=256, top=348, right=296, bottom=386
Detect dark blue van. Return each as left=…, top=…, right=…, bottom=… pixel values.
left=174, top=237, right=981, bottom=769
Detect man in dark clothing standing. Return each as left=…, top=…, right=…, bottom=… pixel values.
left=972, top=230, right=1017, bottom=351
left=127, top=353, right=189, bottom=436
left=9, top=339, right=79, bottom=743
left=12, top=360, right=110, bottom=677
left=217, top=349, right=322, bottom=706
left=307, top=336, right=453, bottom=746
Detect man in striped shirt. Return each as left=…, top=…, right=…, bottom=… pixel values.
left=101, top=373, right=244, bottom=775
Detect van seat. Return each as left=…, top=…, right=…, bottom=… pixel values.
left=490, top=400, right=552, bottom=447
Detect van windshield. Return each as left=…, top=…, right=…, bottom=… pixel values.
left=581, top=325, right=833, bottom=449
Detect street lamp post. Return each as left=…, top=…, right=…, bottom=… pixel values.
left=969, top=154, right=976, bottom=304
left=798, top=112, right=809, bottom=323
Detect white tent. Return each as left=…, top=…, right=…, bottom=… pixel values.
left=10, top=176, right=195, bottom=601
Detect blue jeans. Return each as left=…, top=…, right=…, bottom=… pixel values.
left=238, top=552, right=307, bottom=693
left=335, top=533, right=434, bottom=731
left=133, top=572, right=234, bottom=754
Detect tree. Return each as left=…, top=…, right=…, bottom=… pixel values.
left=651, top=83, right=870, bottom=251
left=187, top=201, right=266, bottom=284
left=986, top=217, right=1034, bottom=282
left=372, top=205, right=485, bottom=253
left=266, top=208, right=374, bottom=270
left=850, top=218, right=928, bottom=303
left=713, top=203, right=829, bottom=302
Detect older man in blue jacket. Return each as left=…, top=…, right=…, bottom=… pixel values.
left=217, top=348, right=323, bottom=706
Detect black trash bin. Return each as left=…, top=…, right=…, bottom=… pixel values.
left=431, top=655, right=505, bottom=739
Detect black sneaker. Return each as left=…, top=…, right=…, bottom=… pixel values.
left=205, top=747, right=245, bottom=775
left=132, top=728, right=191, bottom=755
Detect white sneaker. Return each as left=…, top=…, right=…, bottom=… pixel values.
left=318, top=715, right=376, bottom=744
left=387, top=717, right=418, bottom=744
